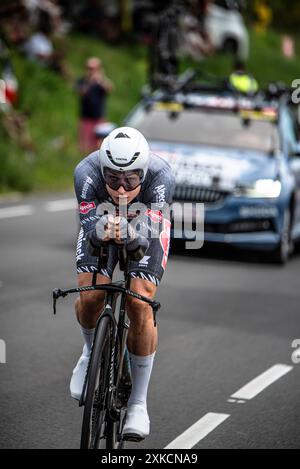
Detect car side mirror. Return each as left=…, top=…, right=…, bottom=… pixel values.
left=94, top=122, right=117, bottom=139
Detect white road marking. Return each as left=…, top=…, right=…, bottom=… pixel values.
left=227, top=398, right=246, bottom=404
left=0, top=205, right=33, bottom=219
left=164, top=413, right=230, bottom=449
left=230, top=364, right=293, bottom=401
left=45, top=199, right=76, bottom=212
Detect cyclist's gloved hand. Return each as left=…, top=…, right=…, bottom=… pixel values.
left=114, top=216, right=135, bottom=242
left=95, top=214, right=112, bottom=242
left=117, top=216, right=149, bottom=261
left=90, top=215, right=134, bottom=246
left=86, top=215, right=149, bottom=261
left=86, top=214, right=111, bottom=256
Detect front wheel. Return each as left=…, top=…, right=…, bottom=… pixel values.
left=80, top=315, right=110, bottom=449
left=269, top=209, right=293, bottom=265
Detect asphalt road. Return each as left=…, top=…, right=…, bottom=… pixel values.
left=0, top=193, right=300, bottom=449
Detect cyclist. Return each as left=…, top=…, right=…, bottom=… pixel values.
left=71, top=126, right=175, bottom=441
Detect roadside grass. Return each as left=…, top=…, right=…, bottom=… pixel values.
left=1, top=28, right=299, bottom=193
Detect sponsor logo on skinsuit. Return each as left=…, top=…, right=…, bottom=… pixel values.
left=145, top=209, right=163, bottom=224
left=155, top=184, right=166, bottom=207
left=76, top=227, right=85, bottom=263
left=159, top=219, right=171, bottom=270
left=139, top=255, right=151, bottom=266
left=79, top=201, right=96, bottom=215
left=81, top=176, right=93, bottom=199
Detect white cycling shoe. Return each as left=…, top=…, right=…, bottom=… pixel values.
left=70, top=345, right=90, bottom=400
left=123, top=404, right=150, bottom=441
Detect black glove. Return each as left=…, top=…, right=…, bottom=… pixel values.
left=119, top=217, right=149, bottom=261
left=85, top=214, right=111, bottom=256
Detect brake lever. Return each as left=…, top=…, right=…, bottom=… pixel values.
left=52, top=288, right=67, bottom=315
left=152, top=301, right=161, bottom=327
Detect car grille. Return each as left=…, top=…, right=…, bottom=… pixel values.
left=205, top=219, right=275, bottom=234
left=174, top=185, right=229, bottom=204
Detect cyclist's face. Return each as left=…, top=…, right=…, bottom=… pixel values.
left=103, top=168, right=143, bottom=191
left=106, top=183, right=141, bottom=205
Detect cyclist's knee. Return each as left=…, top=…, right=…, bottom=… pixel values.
left=126, top=278, right=157, bottom=325
left=77, top=291, right=105, bottom=315
left=76, top=273, right=110, bottom=316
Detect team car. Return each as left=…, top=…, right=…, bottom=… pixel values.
left=120, top=75, right=300, bottom=264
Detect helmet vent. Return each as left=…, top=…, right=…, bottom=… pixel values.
left=115, top=132, right=130, bottom=139
left=106, top=150, right=139, bottom=167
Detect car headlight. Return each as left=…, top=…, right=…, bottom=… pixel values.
left=234, top=179, right=281, bottom=198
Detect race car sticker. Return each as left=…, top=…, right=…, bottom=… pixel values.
left=239, top=109, right=277, bottom=122
left=79, top=201, right=96, bottom=215
left=153, top=102, right=183, bottom=112
left=152, top=144, right=254, bottom=191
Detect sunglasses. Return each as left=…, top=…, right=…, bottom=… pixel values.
left=103, top=168, right=143, bottom=191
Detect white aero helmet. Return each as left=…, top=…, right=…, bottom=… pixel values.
left=99, top=126, right=150, bottom=181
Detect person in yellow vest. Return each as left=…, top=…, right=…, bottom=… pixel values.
left=229, top=60, right=259, bottom=96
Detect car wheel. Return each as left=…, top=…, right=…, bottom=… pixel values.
left=270, top=208, right=293, bottom=265
left=222, top=37, right=239, bottom=56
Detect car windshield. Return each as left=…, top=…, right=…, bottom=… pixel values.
left=127, top=106, right=278, bottom=154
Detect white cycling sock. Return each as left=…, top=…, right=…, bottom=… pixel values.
left=80, top=325, right=95, bottom=355
left=128, top=352, right=156, bottom=408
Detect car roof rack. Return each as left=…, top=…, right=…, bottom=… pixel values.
left=144, top=69, right=291, bottom=116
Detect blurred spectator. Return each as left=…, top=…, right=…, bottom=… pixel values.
left=23, top=0, right=65, bottom=36
left=0, top=39, right=19, bottom=109
left=76, top=57, right=114, bottom=153
left=23, top=9, right=68, bottom=76
left=181, top=0, right=214, bottom=60
left=23, top=13, right=54, bottom=65
left=2, top=60, right=19, bottom=107
left=0, top=38, right=33, bottom=150
left=0, top=1, right=29, bottom=47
